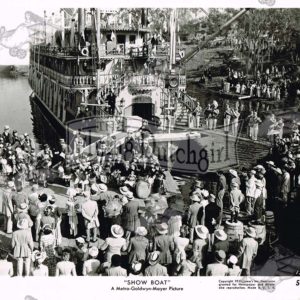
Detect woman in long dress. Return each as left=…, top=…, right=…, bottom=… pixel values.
left=66, top=187, right=79, bottom=237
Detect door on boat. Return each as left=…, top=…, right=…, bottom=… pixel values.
left=132, top=103, right=154, bottom=120
left=116, top=35, right=126, bottom=54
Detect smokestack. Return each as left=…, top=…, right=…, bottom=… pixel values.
left=78, top=8, right=85, bottom=47
left=60, top=9, right=65, bottom=47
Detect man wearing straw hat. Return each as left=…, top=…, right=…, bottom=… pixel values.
left=145, top=251, right=168, bottom=276
left=230, top=182, right=244, bottom=223
left=213, top=229, right=229, bottom=254
left=12, top=218, right=34, bottom=276
left=245, top=170, right=257, bottom=216
left=206, top=250, right=229, bottom=276
left=238, top=227, right=258, bottom=276
left=197, top=194, right=219, bottom=252
left=190, top=225, right=209, bottom=275
left=187, top=194, right=201, bottom=243
left=82, top=246, right=100, bottom=276
left=81, top=192, right=99, bottom=243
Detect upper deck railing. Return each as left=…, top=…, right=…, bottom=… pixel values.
left=31, top=44, right=151, bottom=59
left=35, top=64, right=96, bottom=87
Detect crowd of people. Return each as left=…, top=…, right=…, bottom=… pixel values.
left=223, top=66, right=294, bottom=101
left=1, top=111, right=300, bottom=277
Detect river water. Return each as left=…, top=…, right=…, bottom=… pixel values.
left=0, top=73, right=64, bottom=151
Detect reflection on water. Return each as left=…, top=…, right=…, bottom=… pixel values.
left=0, top=74, right=62, bottom=151
left=29, top=96, right=63, bottom=151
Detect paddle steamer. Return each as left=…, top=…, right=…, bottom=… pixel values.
left=28, top=8, right=186, bottom=144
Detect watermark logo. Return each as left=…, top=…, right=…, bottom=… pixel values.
left=0, top=11, right=58, bottom=59
left=258, top=0, right=276, bottom=7
left=66, top=115, right=241, bottom=175
left=25, top=296, right=38, bottom=300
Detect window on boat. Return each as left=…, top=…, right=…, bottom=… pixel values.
left=129, top=35, right=136, bottom=44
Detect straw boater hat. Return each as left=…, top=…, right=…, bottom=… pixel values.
left=214, top=229, right=227, bottom=241
left=227, top=255, right=238, bottom=265
left=111, top=225, right=124, bottom=238
left=266, top=161, right=275, bottom=167
left=215, top=250, right=226, bottom=263
left=126, top=191, right=134, bottom=200
left=17, top=218, right=29, bottom=230
left=75, top=237, right=85, bottom=244
left=156, top=223, right=168, bottom=235
left=212, top=100, right=218, bottom=108
left=135, top=226, right=148, bottom=237
left=131, top=261, right=143, bottom=273
left=119, top=186, right=131, bottom=195
left=245, top=227, right=256, bottom=238
left=273, top=167, right=282, bottom=175
left=190, top=195, right=200, bottom=202
left=195, top=225, right=209, bottom=239
left=255, top=165, right=264, bottom=171
left=31, top=250, right=47, bottom=263
left=18, top=203, right=29, bottom=212
left=148, top=251, right=161, bottom=266
left=98, top=183, right=108, bottom=193
left=229, top=169, right=238, bottom=177
left=201, top=189, right=209, bottom=198
left=91, top=184, right=99, bottom=194
left=88, top=246, right=99, bottom=258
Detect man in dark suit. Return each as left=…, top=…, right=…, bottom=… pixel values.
left=197, top=194, right=220, bottom=251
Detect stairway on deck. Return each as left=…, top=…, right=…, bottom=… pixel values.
left=175, top=101, right=189, bottom=127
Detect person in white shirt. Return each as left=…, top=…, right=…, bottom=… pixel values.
left=227, top=255, right=241, bottom=276
left=246, top=170, right=257, bottom=215
left=82, top=247, right=100, bottom=276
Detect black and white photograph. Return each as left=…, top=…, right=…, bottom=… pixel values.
left=1, top=1, right=300, bottom=297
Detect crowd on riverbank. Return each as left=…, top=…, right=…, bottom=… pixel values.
left=1, top=116, right=300, bottom=277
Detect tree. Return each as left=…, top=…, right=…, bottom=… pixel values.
left=235, top=9, right=300, bottom=73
